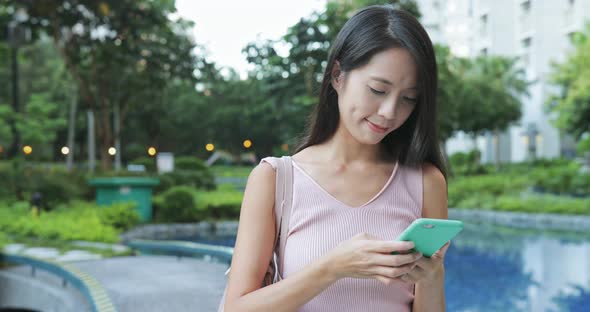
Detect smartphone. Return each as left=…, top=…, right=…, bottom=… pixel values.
left=391, top=218, right=464, bottom=257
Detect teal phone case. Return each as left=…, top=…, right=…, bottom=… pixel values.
left=392, top=218, right=464, bottom=257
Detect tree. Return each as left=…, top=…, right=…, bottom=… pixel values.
left=452, top=56, right=527, bottom=167
left=0, top=0, right=205, bottom=169
left=547, top=23, right=590, bottom=156
left=243, top=0, right=420, bottom=149
left=0, top=92, right=66, bottom=160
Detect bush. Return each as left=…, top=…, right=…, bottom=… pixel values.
left=175, top=156, right=208, bottom=171
left=0, top=201, right=122, bottom=243
left=128, top=156, right=156, bottom=172
left=0, top=231, right=11, bottom=250
left=494, top=195, right=590, bottom=215
left=152, top=185, right=244, bottom=222
left=97, top=202, right=141, bottom=231
left=195, top=188, right=243, bottom=220
left=154, top=186, right=197, bottom=222
left=531, top=162, right=585, bottom=195
left=448, top=150, right=490, bottom=176
left=448, top=174, right=530, bottom=207
left=155, top=170, right=216, bottom=193
left=0, top=160, right=91, bottom=207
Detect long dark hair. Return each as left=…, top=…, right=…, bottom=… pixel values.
left=294, top=5, right=448, bottom=179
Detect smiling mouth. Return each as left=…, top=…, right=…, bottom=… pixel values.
left=365, top=119, right=390, bottom=133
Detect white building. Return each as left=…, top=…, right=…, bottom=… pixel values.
left=417, top=0, right=590, bottom=163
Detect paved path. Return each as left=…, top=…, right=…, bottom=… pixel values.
left=1, top=255, right=229, bottom=312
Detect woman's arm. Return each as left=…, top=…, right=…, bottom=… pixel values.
left=223, top=162, right=339, bottom=312
left=412, top=162, right=448, bottom=312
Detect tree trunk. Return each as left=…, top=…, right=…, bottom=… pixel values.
left=66, top=87, right=77, bottom=171
left=97, top=101, right=113, bottom=171
left=8, top=45, right=20, bottom=158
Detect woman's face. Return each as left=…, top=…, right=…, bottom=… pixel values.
left=332, top=47, right=418, bottom=145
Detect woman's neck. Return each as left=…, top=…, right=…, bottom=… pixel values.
left=318, top=124, right=391, bottom=166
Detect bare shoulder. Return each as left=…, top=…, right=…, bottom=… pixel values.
left=421, top=162, right=448, bottom=219
left=250, top=160, right=277, bottom=184
left=224, top=160, right=277, bottom=304
left=421, top=162, right=446, bottom=189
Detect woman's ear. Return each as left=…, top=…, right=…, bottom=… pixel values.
left=331, top=61, right=343, bottom=92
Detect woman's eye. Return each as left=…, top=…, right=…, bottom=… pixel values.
left=369, top=87, right=386, bottom=95
left=404, top=96, right=418, bottom=104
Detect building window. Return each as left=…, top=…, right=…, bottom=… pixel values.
left=564, top=0, right=575, bottom=27
left=480, top=14, right=488, bottom=37
left=520, top=1, right=532, bottom=32
left=522, top=37, right=532, bottom=48
left=521, top=1, right=531, bottom=13
left=481, top=48, right=488, bottom=55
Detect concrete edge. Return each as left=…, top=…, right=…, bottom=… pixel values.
left=0, top=252, right=118, bottom=312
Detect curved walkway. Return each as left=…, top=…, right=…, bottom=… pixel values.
left=1, top=255, right=228, bottom=312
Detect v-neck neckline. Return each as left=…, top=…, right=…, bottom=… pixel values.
left=291, top=159, right=399, bottom=209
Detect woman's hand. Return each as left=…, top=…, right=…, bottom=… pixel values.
left=322, top=232, right=423, bottom=285
left=398, top=241, right=450, bottom=284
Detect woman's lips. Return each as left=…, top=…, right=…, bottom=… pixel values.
left=366, top=119, right=389, bottom=133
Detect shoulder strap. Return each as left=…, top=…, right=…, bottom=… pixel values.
left=276, top=156, right=293, bottom=276
left=271, top=156, right=286, bottom=253
left=223, top=156, right=293, bottom=278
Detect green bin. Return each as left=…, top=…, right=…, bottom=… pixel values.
left=88, top=177, right=160, bottom=222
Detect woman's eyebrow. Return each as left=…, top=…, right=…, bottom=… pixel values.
left=370, top=75, right=417, bottom=90
left=370, top=75, right=393, bottom=85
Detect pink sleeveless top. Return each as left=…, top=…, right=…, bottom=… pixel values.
left=261, top=156, right=423, bottom=312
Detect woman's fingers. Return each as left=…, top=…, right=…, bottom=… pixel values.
left=370, top=240, right=415, bottom=253
left=371, top=251, right=422, bottom=267
left=372, top=262, right=415, bottom=279
left=431, top=241, right=451, bottom=260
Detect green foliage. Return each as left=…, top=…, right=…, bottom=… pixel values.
left=194, top=188, right=243, bottom=220
left=153, top=186, right=197, bottom=223
left=153, top=185, right=244, bottom=222
left=455, top=56, right=527, bottom=137
left=0, top=231, right=11, bottom=250
left=0, top=201, right=124, bottom=243
left=128, top=156, right=156, bottom=172
left=155, top=169, right=216, bottom=193
left=0, top=93, right=67, bottom=160
left=97, top=202, right=140, bottom=232
left=547, top=22, right=590, bottom=143
left=494, top=195, right=590, bottom=215
left=0, top=159, right=91, bottom=206
left=175, top=156, right=208, bottom=171
left=0, top=0, right=208, bottom=168
left=210, top=166, right=254, bottom=178
left=530, top=162, right=590, bottom=196
left=448, top=150, right=490, bottom=176
left=448, top=174, right=530, bottom=208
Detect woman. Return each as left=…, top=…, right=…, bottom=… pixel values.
left=224, top=5, right=449, bottom=311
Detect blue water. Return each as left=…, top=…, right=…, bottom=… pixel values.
left=179, top=222, right=590, bottom=312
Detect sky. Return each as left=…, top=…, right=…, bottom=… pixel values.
left=175, top=0, right=327, bottom=79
